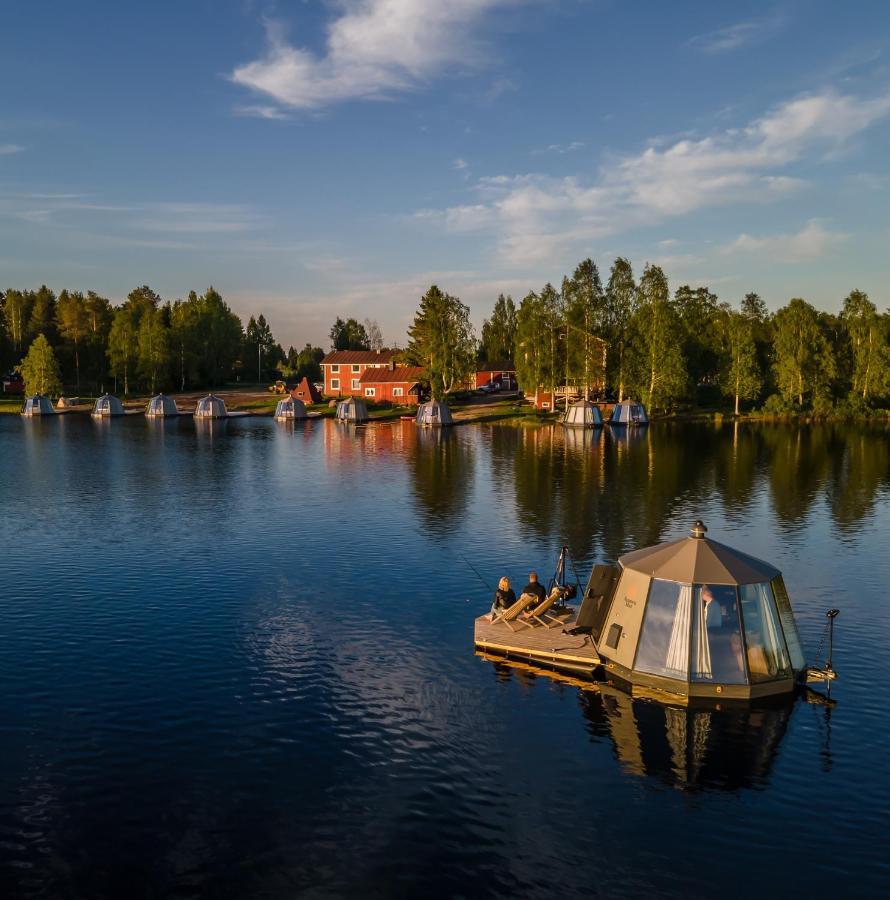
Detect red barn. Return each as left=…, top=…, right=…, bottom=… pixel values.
left=290, top=377, right=322, bottom=404
left=321, top=350, right=399, bottom=397
left=359, top=366, right=425, bottom=405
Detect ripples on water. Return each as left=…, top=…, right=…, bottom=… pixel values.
left=0, top=416, right=888, bottom=898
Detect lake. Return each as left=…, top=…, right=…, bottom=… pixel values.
left=0, top=415, right=887, bottom=898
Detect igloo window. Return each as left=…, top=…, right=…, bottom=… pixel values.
left=739, top=583, right=791, bottom=682
left=634, top=579, right=691, bottom=680
left=691, top=584, right=747, bottom=684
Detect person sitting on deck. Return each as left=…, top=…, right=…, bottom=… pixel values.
left=489, top=577, right=517, bottom=621
left=521, top=572, right=547, bottom=604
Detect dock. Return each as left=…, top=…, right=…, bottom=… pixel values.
left=473, top=606, right=601, bottom=677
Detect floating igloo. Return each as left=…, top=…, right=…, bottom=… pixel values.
left=335, top=396, right=369, bottom=424
left=194, top=394, right=228, bottom=419
left=415, top=399, right=454, bottom=426
left=146, top=394, right=179, bottom=418
left=21, top=395, right=55, bottom=416
left=274, top=396, right=308, bottom=421
left=610, top=399, right=648, bottom=426
left=563, top=399, right=603, bottom=428
left=589, top=521, right=805, bottom=701
left=92, top=393, right=125, bottom=417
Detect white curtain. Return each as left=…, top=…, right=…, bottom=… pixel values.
left=756, top=582, right=788, bottom=674
left=693, top=589, right=713, bottom=680
left=665, top=584, right=692, bottom=674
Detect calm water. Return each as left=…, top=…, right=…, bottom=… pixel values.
left=1, top=415, right=888, bottom=898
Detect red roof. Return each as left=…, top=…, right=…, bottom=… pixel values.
left=359, top=366, right=425, bottom=384
left=321, top=350, right=398, bottom=365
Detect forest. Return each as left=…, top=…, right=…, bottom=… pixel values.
left=4, top=256, right=890, bottom=415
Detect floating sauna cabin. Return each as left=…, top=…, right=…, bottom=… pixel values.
left=335, top=396, right=369, bottom=424
left=416, top=399, right=454, bottom=426
left=590, top=521, right=805, bottom=700
left=146, top=394, right=179, bottom=418
left=92, top=393, right=125, bottom=417
left=21, top=395, right=55, bottom=416
left=563, top=399, right=603, bottom=428
left=194, top=394, right=228, bottom=419
left=610, top=399, right=648, bottom=426
left=274, top=396, right=308, bottom=421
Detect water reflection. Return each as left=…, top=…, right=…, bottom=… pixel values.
left=408, top=427, right=474, bottom=530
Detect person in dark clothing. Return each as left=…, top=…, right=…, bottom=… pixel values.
left=490, top=576, right=517, bottom=620
left=522, top=571, right=547, bottom=604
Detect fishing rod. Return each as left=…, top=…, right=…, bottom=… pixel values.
left=457, top=551, right=496, bottom=595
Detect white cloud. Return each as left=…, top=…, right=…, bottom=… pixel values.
left=689, top=15, right=786, bottom=54
left=420, top=88, right=890, bottom=264
left=453, top=157, right=469, bottom=170
left=721, top=219, right=849, bottom=262
left=230, top=1, right=522, bottom=110
left=538, top=141, right=585, bottom=154
left=234, top=104, right=289, bottom=120
left=0, top=143, right=24, bottom=155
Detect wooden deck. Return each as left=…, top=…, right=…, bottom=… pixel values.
left=473, top=606, right=601, bottom=673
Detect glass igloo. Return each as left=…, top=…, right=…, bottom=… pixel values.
left=146, top=394, right=179, bottom=417
left=274, top=396, right=308, bottom=420
left=610, top=400, right=648, bottom=426
left=21, top=395, right=55, bottom=416
left=563, top=400, right=603, bottom=428
left=590, top=521, right=805, bottom=700
left=416, top=400, right=453, bottom=426
left=194, top=394, right=228, bottom=419
left=335, top=397, right=369, bottom=423
left=92, top=394, right=124, bottom=417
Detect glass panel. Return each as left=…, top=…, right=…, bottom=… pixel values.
left=771, top=577, right=806, bottom=672
left=634, top=579, right=690, bottom=680
left=739, top=583, right=791, bottom=682
left=691, top=585, right=747, bottom=684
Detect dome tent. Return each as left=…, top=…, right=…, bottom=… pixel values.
left=589, top=521, right=805, bottom=701
left=416, top=399, right=453, bottom=426
left=274, top=396, right=308, bottom=420
left=21, top=395, right=55, bottom=416
left=335, top=396, right=369, bottom=424
left=610, top=399, right=648, bottom=425
left=92, top=394, right=124, bottom=417
left=146, top=394, right=179, bottom=418
left=194, top=394, right=228, bottom=419
left=563, top=399, right=603, bottom=428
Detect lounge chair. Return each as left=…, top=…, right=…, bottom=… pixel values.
left=491, top=593, right=539, bottom=631
left=520, top=587, right=569, bottom=629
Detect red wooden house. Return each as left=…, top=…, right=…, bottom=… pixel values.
left=321, top=350, right=399, bottom=397
left=359, top=366, right=425, bottom=405
left=474, top=362, right=517, bottom=391
left=290, top=377, right=322, bottom=404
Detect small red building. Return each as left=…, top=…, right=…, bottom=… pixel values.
left=474, top=362, right=517, bottom=391
left=290, top=377, right=322, bottom=404
left=359, top=366, right=425, bottom=405
left=321, top=350, right=399, bottom=397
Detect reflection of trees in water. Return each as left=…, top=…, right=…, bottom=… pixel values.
left=491, top=422, right=890, bottom=562
left=578, top=687, right=794, bottom=792
left=408, top=428, right=475, bottom=531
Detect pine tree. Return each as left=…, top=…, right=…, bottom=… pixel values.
left=604, top=258, right=635, bottom=400
left=564, top=259, right=606, bottom=396
left=56, top=290, right=89, bottom=388
left=480, top=294, right=517, bottom=364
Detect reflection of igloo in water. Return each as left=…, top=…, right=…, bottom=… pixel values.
left=563, top=399, right=603, bottom=428
left=609, top=399, right=648, bottom=425
left=146, top=394, right=178, bottom=417
left=194, top=394, right=227, bottom=419
left=335, top=397, right=368, bottom=423
left=415, top=400, right=453, bottom=426
left=92, top=394, right=125, bottom=417
left=274, top=396, right=307, bottom=420
left=589, top=521, right=805, bottom=701
left=21, top=395, right=55, bottom=416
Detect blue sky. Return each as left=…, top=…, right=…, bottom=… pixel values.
left=2, top=0, right=890, bottom=348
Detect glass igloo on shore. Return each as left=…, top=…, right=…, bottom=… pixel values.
left=274, top=396, right=308, bottom=420
left=146, top=394, right=179, bottom=418
left=21, top=395, right=55, bottom=416
left=194, top=394, right=228, bottom=419
left=610, top=400, right=648, bottom=426
left=563, top=399, right=603, bottom=428
left=92, top=394, right=124, bottom=417
left=416, top=400, right=453, bottom=426
left=335, top=397, right=369, bottom=423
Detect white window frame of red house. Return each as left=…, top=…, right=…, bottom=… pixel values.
left=331, top=378, right=340, bottom=390
left=351, top=378, right=360, bottom=390
left=365, top=387, right=376, bottom=397
left=352, top=364, right=361, bottom=373
left=392, top=387, right=404, bottom=397
left=330, top=364, right=340, bottom=373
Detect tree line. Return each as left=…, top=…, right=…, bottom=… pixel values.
left=473, top=258, right=890, bottom=414
left=1, top=285, right=328, bottom=396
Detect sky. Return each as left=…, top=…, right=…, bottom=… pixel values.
left=2, top=0, right=890, bottom=349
